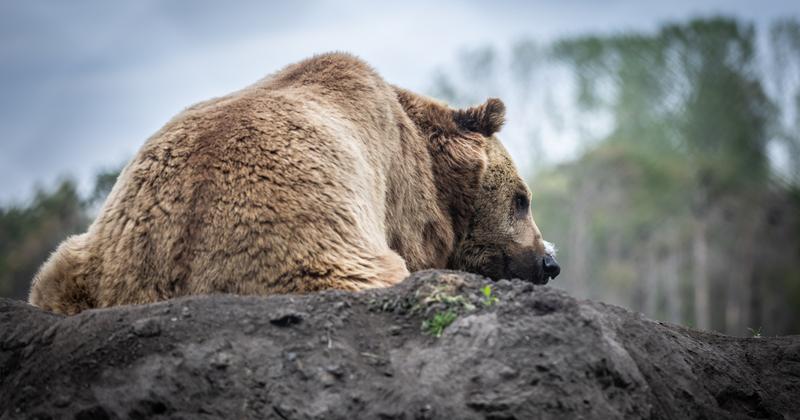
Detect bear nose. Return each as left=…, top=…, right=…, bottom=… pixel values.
left=542, top=255, right=560, bottom=279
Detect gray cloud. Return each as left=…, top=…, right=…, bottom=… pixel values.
left=0, top=0, right=796, bottom=203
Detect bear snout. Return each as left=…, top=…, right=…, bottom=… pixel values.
left=502, top=247, right=552, bottom=285
left=542, top=255, right=561, bottom=280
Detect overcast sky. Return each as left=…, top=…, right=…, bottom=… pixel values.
left=1, top=0, right=797, bottom=204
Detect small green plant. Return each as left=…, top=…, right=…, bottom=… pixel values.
left=415, top=285, right=475, bottom=314
left=422, top=310, right=458, bottom=337
left=481, top=285, right=498, bottom=306
left=748, top=327, right=762, bottom=338
left=416, top=283, right=501, bottom=338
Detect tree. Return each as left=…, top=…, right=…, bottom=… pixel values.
left=0, top=166, right=122, bottom=300
left=0, top=180, right=88, bottom=299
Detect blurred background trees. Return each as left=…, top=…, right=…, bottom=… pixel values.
left=0, top=169, right=118, bottom=300
left=0, top=16, right=798, bottom=336
left=431, top=17, right=800, bottom=336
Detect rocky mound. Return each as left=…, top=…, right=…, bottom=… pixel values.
left=1, top=270, right=798, bottom=419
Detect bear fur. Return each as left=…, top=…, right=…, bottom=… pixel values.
left=29, top=53, right=555, bottom=315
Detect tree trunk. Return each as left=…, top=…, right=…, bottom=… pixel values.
left=567, top=183, right=592, bottom=298
left=644, top=244, right=658, bottom=317
left=725, top=203, right=760, bottom=335
left=663, top=232, right=682, bottom=325
left=693, top=218, right=710, bottom=331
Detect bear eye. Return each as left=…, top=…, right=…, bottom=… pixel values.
left=514, top=194, right=529, bottom=218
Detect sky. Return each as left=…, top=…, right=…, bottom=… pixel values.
left=1, top=0, right=798, bottom=204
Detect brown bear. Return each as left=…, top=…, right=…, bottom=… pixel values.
left=29, top=52, right=559, bottom=315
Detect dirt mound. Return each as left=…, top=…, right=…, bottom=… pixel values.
left=2, top=270, right=798, bottom=419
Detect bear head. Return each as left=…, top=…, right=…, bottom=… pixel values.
left=395, top=88, right=560, bottom=284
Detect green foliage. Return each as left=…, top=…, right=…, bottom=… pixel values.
left=415, top=284, right=501, bottom=337
left=419, top=285, right=476, bottom=312
left=0, top=169, right=121, bottom=299
left=481, top=285, right=498, bottom=307
left=422, top=310, right=458, bottom=337
left=0, top=179, right=88, bottom=299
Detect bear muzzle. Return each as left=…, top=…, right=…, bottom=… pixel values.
left=542, top=254, right=561, bottom=281
left=504, top=247, right=555, bottom=285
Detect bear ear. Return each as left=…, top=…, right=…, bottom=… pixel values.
left=453, top=98, right=506, bottom=136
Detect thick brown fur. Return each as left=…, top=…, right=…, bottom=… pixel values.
left=29, top=53, right=552, bottom=315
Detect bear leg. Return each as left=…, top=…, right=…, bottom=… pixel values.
left=28, top=234, right=96, bottom=315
